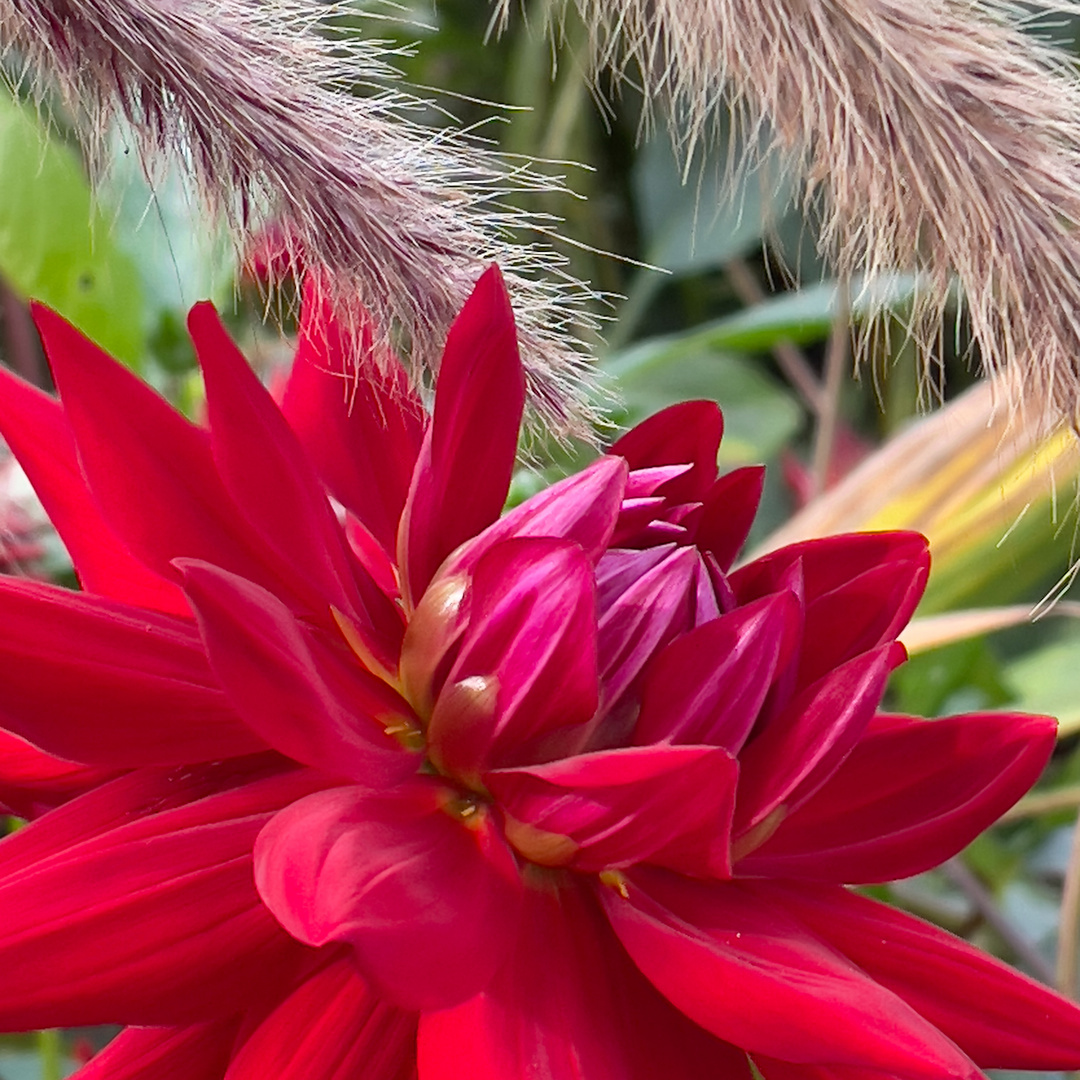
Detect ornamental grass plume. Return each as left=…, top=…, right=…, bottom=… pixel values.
left=537, top=0, right=1080, bottom=431
left=0, top=0, right=598, bottom=432
left=0, top=267, right=1078, bottom=1077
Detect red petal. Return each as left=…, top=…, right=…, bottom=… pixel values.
left=739, top=712, right=1057, bottom=882
left=0, top=763, right=317, bottom=1028
left=768, top=880, right=1080, bottom=1071
left=612, top=402, right=723, bottom=503
left=282, top=281, right=424, bottom=553
left=634, top=592, right=796, bottom=751
left=71, top=1021, right=240, bottom=1080
left=734, top=645, right=898, bottom=833
left=34, top=304, right=281, bottom=595
left=227, top=952, right=417, bottom=1080
left=0, top=727, right=112, bottom=819
left=190, top=301, right=390, bottom=630
left=599, top=868, right=980, bottom=1079
left=254, top=779, right=523, bottom=1011
left=487, top=743, right=737, bottom=876
left=752, top=1056, right=894, bottom=1080
left=398, top=266, right=524, bottom=605
left=181, top=561, right=419, bottom=786
left=429, top=538, right=598, bottom=780
left=419, top=879, right=751, bottom=1080
left=438, top=456, right=629, bottom=582
left=695, top=466, right=765, bottom=571
left=0, top=576, right=262, bottom=767
left=596, top=546, right=699, bottom=716
left=730, top=533, right=928, bottom=689
left=0, top=364, right=185, bottom=614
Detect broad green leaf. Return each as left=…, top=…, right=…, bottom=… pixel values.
left=0, top=96, right=145, bottom=366
left=1003, top=623, right=1080, bottom=737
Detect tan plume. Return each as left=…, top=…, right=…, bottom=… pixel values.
left=522, top=0, right=1080, bottom=431
left=0, top=0, right=600, bottom=432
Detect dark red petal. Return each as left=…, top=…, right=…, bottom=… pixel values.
left=33, top=304, right=282, bottom=594
left=429, top=538, right=598, bottom=779
left=71, top=1021, right=240, bottom=1080
left=0, top=576, right=262, bottom=767
left=730, top=533, right=929, bottom=689
left=0, top=364, right=186, bottom=614
left=398, top=266, right=524, bottom=605
left=0, top=727, right=112, bottom=819
left=438, top=455, right=629, bottom=582
left=419, top=879, right=752, bottom=1080
left=734, top=645, right=899, bottom=834
left=488, top=743, right=737, bottom=876
left=226, top=953, right=417, bottom=1080
left=695, top=466, right=765, bottom=571
left=190, top=301, right=389, bottom=629
left=634, top=592, right=796, bottom=752
left=596, top=546, right=699, bottom=716
left=599, top=868, right=979, bottom=1079
left=740, top=712, right=1057, bottom=882
left=282, top=281, right=424, bottom=553
left=752, top=1056, right=895, bottom=1080
left=768, top=880, right=1080, bottom=1071
left=612, top=402, right=723, bottom=503
left=181, top=561, right=419, bottom=786
left=254, top=779, right=523, bottom=1011
left=0, top=763, right=318, bottom=1028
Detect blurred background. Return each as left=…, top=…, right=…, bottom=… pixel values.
left=3, top=1, right=1080, bottom=1075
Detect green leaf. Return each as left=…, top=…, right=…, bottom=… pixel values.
left=0, top=96, right=145, bottom=367
left=1003, top=622, right=1080, bottom=737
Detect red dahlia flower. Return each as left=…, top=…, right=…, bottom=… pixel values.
left=0, top=267, right=1076, bottom=1080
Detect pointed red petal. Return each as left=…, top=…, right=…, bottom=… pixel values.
left=768, top=881, right=1080, bottom=1071
left=398, top=266, right=524, bottom=604
left=190, top=301, right=387, bottom=626
left=0, top=576, right=262, bottom=767
left=633, top=592, right=796, bottom=751
left=34, top=304, right=279, bottom=593
left=740, top=712, right=1056, bottom=882
left=696, top=466, right=765, bottom=571
left=282, top=281, right=424, bottom=553
left=419, top=880, right=751, bottom=1080
left=71, top=1021, right=240, bottom=1080
left=429, top=538, right=598, bottom=779
left=612, top=402, right=723, bottom=503
left=731, top=533, right=928, bottom=690
left=599, top=869, right=980, bottom=1079
left=734, top=645, right=899, bottom=833
left=0, top=727, right=112, bottom=819
left=181, top=561, right=419, bottom=786
left=0, top=763, right=317, bottom=1028
left=254, top=779, right=523, bottom=1011
left=487, top=743, right=737, bottom=876
left=0, top=364, right=185, bottom=613
left=227, top=953, right=417, bottom=1080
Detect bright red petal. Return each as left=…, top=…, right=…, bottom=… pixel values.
left=0, top=763, right=318, bottom=1028
left=695, top=466, right=765, bottom=571
left=182, top=561, right=419, bottom=785
left=282, top=281, right=424, bottom=554
left=398, top=266, right=524, bottom=605
left=190, top=301, right=389, bottom=628
left=429, top=538, right=598, bottom=780
left=0, top=364, right=185, bottom=613
left=0, top=727, right=112, bottom=819
left=612, top=401, right=723, bottom=503
left=768, top=880, right=1080, bottom=1071
left=227, top=952, right=417, bottom=1080
left=599, top=868, right=980, bottom=1080
left=0, top=576, right=262, bottom=767
left=487, top=743, right=737, bottom=876
left=739, top=712, right=1056, bottom=882
left=254, top=779, right=523, bottom=1011
left=633, top=592, right=796, bottom=751
left=733, top=645, right=899, bottom=834
left=71, top=1021, right=240, bottom=1080
left=419, top=879, right=752, bottom=1080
